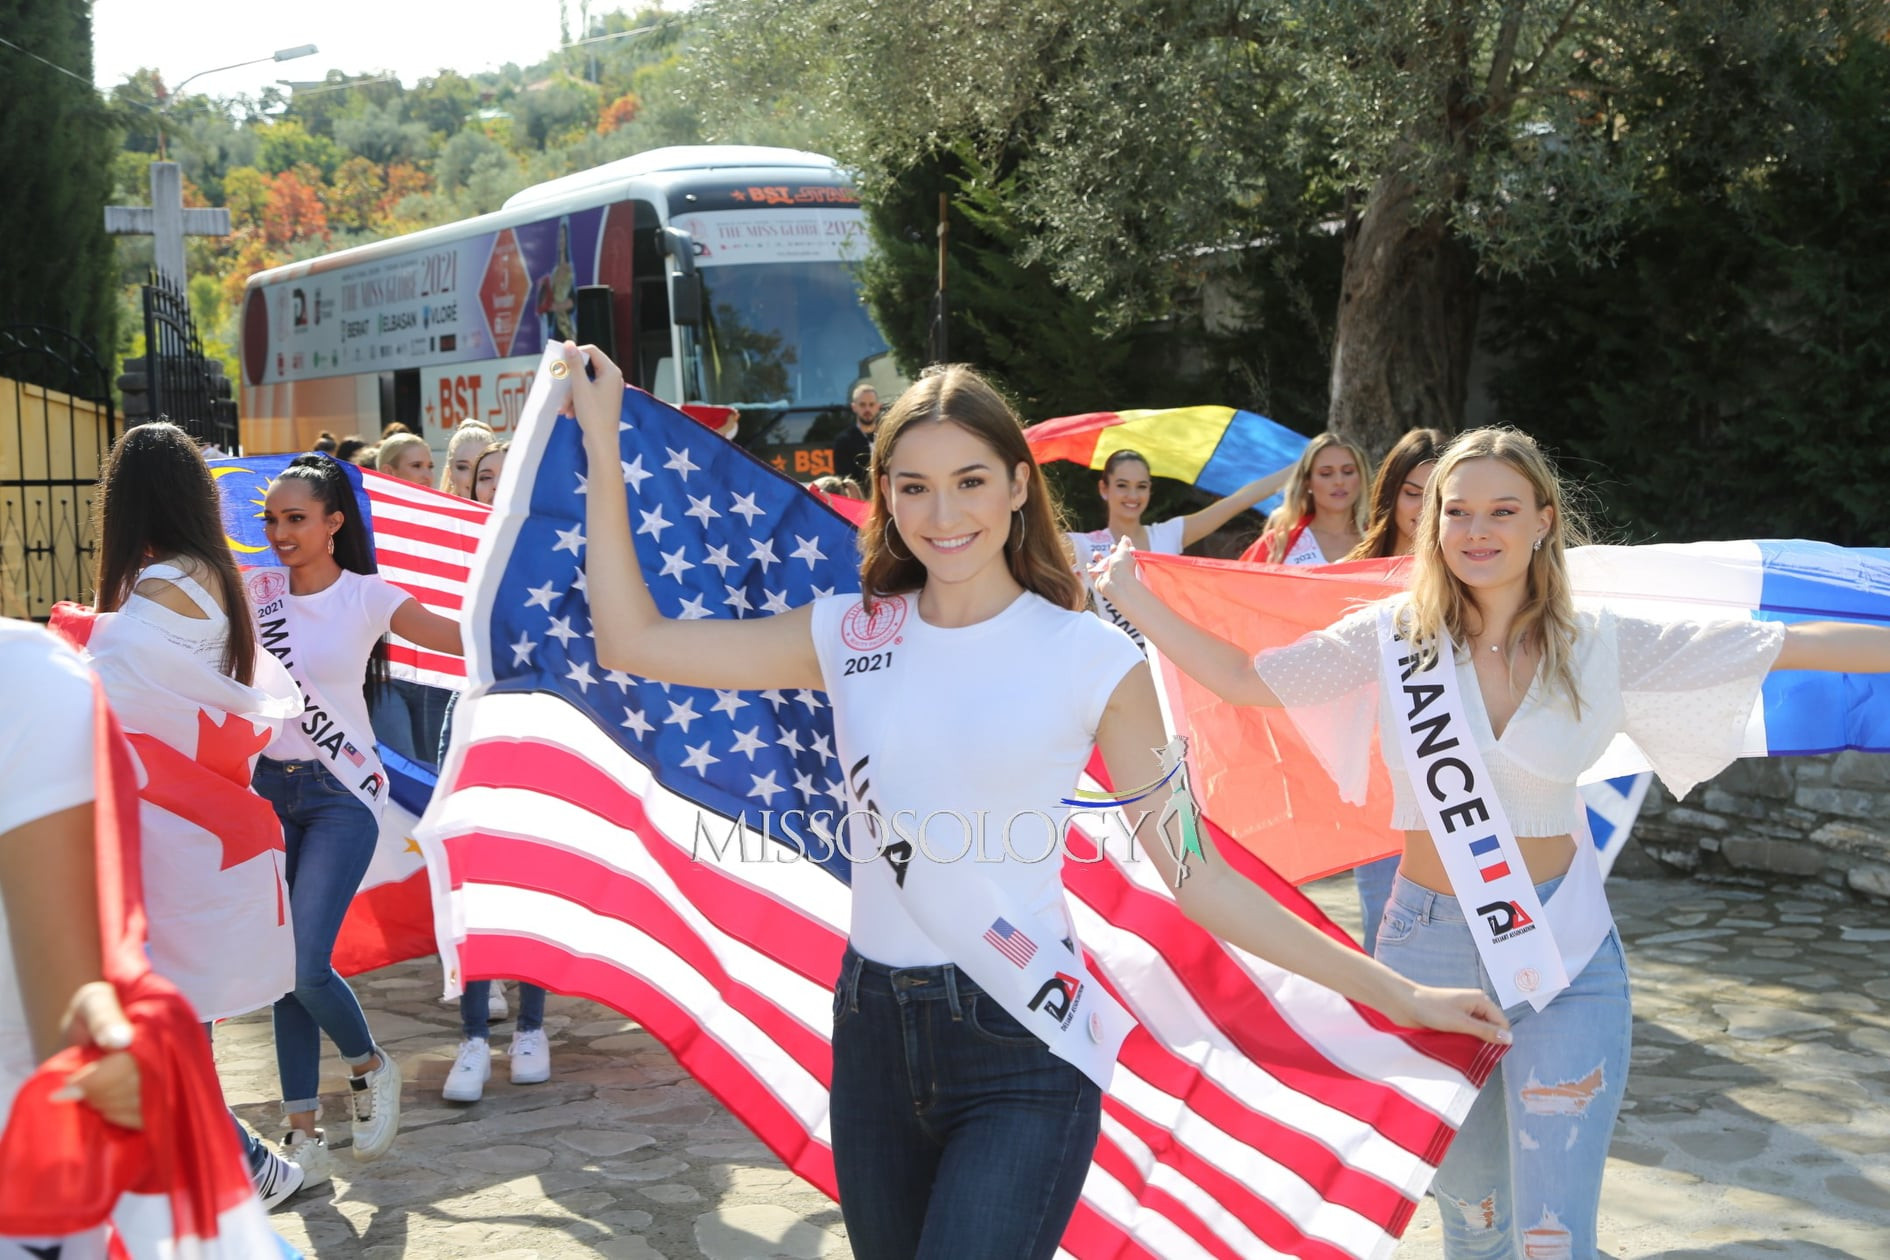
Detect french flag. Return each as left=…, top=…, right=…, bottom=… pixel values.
left=1468, top=835, right=1511, bottom=883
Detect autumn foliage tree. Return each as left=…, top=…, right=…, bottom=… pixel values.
left=262, top=169, right=330, bottom=248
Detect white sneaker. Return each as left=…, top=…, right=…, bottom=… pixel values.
left=253, top=1142, right=306, bottom=1209
left=487, top=983, right=509, bottom=1022
left=348, top=1047, right=402, bottom=1162
left=278, top=1129, right=331, bottom=1194
left=442, top=1037, right=491, bottom=1103
left=509, top=1028, right=551, bottom=1085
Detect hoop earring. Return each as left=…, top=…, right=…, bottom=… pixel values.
left=327, top=532, right=336, bottom=556
left=884, top=524, right=911, bottom=562
left=1009, top=509, right=1027, bottom=551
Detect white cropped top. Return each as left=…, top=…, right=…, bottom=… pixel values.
left=1254, top=599, right=1785, bottom=834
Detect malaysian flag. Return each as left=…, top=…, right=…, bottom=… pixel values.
left=419, top=346, right=1500, bottom=1258
left=983, top=916, right=1039, bottom=968
left=210, top=453, right=488, bottom=975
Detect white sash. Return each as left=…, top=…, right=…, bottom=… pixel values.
left=245, top=568, right=388, bottom=817
left=1376, top=608, right=1572, bottom=1010
left=1280, top=522, right=1326, bottom=566
left=890, top=850, right=1133, bottom=1088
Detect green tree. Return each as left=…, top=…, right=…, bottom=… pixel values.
left=0, top=0, right=120, bottom=371
left=1489, top=26, right=1890, bottom=545
left=257, top=118, right=343, bottom=181
left=408, top=71, right=480, bottom=139
left=699, top=0, right=1870, bottom=452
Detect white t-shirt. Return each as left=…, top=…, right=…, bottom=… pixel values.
left=0, top=621, right=99, bottom=1133
left=812, top=590, right=1145, bottom=967
left=1067, top=516, right=1185, bottom=649
left=1254, top=597, right=1785, bottom=833
left=261, top=569, right=410, bottom=762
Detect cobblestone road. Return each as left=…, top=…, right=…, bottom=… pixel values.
left=221, top=869, right=1890, bottom=1258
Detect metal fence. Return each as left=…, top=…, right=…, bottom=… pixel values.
left=0, top=325, right=117, bottom=619
left=138, top=270, right=238, bottom=452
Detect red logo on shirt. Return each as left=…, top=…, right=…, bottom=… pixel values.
left=246, top=569, right=287, bottom=605
left=841, top=596, right=906, bottom=651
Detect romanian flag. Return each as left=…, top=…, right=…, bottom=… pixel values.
left=1026, top=407, right=1307, bottom=509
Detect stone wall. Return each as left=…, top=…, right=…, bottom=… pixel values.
left=1632, top=752, right=1890, bottom=902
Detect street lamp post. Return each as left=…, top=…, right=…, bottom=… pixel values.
left=157, top=43, right=318, bottom=157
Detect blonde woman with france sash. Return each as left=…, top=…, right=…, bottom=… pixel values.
left=1096, top=427, right=1890, bottom=1259
left=563, top=342, right=1508, bottom=1260
left=251, top=454, right=462, bottom=1183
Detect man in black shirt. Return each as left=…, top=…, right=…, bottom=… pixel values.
left=832, top=382, right=881, bottom=486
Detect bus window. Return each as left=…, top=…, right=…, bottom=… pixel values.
left=628, top=201, right=668, bottom=394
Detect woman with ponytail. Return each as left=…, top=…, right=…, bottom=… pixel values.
left=252, top=454, right=461, bottom=1185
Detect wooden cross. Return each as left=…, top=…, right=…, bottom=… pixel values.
left=104, top=161, right=231, bottom=290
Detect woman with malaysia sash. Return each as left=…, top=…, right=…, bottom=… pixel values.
left=1097, top=426, right=1890, bottom=1259
left=1066, top=448, right=1294, bottom=647
left=1244, top=431, right=1370, bottom=564
left=563, top=342, right=1510, bottom=1260
left=249, top=454, right=462, bottom=1181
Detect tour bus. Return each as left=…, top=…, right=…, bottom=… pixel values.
left=238, top=146, right=900, bottom=478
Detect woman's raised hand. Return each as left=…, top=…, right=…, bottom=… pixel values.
left=561, top=342, right=627, bottom=446
left=1093, top=535, right=1143, bottom=607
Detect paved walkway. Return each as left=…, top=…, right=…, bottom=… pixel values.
left=223, top=870, right=1890, bottom=1258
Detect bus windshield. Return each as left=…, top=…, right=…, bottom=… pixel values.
left=692, top=260, right=888, bottom=409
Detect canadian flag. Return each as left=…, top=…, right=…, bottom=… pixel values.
left=0, top=675, right=280, bottom=1256
left=50, top=604, right=304, bottom=1022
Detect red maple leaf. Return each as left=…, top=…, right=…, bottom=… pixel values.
left=131, top=709, right=282, bottom=871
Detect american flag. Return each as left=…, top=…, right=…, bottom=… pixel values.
left=419, top=351, right=1500, bottom=1259
left=210, top=453, right=487, bottom=975
left=983, top=916, right=1040, bottom=968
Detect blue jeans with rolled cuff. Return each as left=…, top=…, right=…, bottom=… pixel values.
left=253, top=757, right=382, bottom=1114
left=1375, top=873, right=1631, bottom=1260
left=828, top=946, right=1102, bottom=1260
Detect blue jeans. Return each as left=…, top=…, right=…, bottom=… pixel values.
left=1353, top=853, right=1401, bottom=954
left=1376, top=874, right=1631, bottom=1260
left=828, top=947, right=1101, bottom=1260
left=461, top=981, right=546, bottom=1039
left=369, top=677, right=450, bottom=766
left=254, top=758, right=382, bottom=1113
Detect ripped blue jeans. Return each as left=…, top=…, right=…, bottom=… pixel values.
left=1375, top=873, right=1631, bottom=1260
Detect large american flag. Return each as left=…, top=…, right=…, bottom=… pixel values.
left=418, top=353, right=1501, bottom=1259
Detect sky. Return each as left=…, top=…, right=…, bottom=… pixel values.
left=91, top=0, right=579, bottom=99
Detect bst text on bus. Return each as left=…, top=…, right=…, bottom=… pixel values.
left=239, top=145, right=900, bottom=478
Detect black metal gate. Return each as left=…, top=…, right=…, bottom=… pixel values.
left=135, top=270, right=238, bottom=452
left=0, top=324, right=118, bottom=620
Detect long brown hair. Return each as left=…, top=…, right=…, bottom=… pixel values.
left=858, top=364, right=1083, bottom=611
left=93, top=421, right=257, bottom=684
left=1348, top=428, right=1447, bottom=560
left=1257, top=432, right=1371, bottom=559
left=1400, top=427, right=1589, bottom=715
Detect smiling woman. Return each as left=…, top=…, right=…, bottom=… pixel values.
left=248, top=454, right=463, bottom=1185
left=1096, top=424, right=1890, bottom=1260
left=565, top=342, right=1510, bottom=1260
